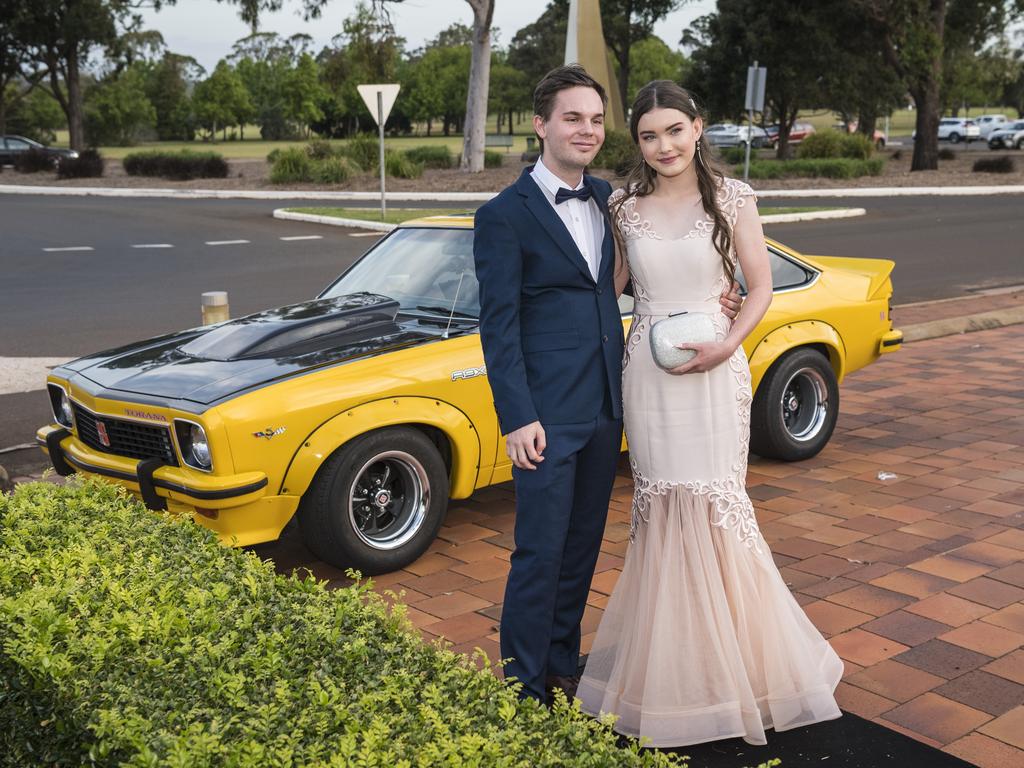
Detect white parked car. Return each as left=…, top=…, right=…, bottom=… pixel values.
left=987, top=119, right=1024, bottom=150
left=704, top=123, right=769, bottom=148
left=975, top=114, right=1008, bottom=138
left=936, top=117, right=980, bottom=143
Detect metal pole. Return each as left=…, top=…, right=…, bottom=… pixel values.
left=743, top=108, right=753, bottom=182
left=378, top=91, right=386, bottom=220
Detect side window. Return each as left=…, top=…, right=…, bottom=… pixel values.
left=7, top=138, right=30, bottom=151
left=734, top=247, right=815, bottom=293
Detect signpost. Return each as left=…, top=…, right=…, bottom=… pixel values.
left=357, top=83, right=401, bottom=220
left=743, top=63, right=766, bottom=182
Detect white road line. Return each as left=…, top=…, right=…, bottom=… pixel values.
left=279, top=235, right=323, bottom=241
left=206, top=239, right=250, bottom=246
left=131, top=243, right=174, bottom=249
left=0, top=357, right=73, bottom=395
left=42, top=246, right=93, bottom=252
left=349, top=232, right=383, bottom=237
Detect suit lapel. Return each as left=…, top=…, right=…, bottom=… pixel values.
left=516, top=167, right=596, bottom=284
left=589, top=176, right=615, bottom=283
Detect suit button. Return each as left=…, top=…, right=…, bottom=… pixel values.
left=596, top=287, right=603, bottom=295
left=602, top=334, right=608, bottom=343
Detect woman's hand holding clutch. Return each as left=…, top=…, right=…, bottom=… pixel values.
left=668, top=340, right=737, bottom=375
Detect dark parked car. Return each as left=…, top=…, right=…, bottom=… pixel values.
left=0, top=135, right=79, bottom=166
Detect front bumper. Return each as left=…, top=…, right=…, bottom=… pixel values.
left=38, top=425, right=268, bottom=508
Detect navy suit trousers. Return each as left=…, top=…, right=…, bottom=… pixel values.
left=500, top=401, right=623, bottom=702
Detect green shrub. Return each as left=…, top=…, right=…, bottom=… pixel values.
left=484, top=149, right=503, bottom=168
left=270, top=146, right=315, bottom=183
left=57, top=149, right=105, bottom=179
left=938, top=148, right=956, bottom=160
left=403, top=145, right=452, bottom=169
left=266, top=147, right=282, bottom=164
left=385, top=149, right=423, bottom=179
left=122, top=150, right=229, bottom=180
left=592, top=128, right=637, bottom=173
left=315, top=155, right=360, bottom=184
left=305, top=138, right=337, bottom=161
left=973, top=155, right=1016, bottom=173
left=0, top=480, right=683, bottom=767
left=740, top=158, right=884, bottom=179
left=719, top=146, right=748, bottom=164
left=797, top=131, right=874, bottom=160
left=341, top=133, right=380, bottom=171
left=13, top=148, right=55, bottom=173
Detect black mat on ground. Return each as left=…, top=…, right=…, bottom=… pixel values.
left=574, top=657, right=976, bottom=767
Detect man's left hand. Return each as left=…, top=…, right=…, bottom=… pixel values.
left=719, top=281, right=743, bottom=319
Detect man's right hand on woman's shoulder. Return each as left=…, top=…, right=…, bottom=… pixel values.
left=506, top=421, right=546, bottom=470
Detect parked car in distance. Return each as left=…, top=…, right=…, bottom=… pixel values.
left=987, top=119, right=1024, bottom=150
left=39, top=215, right=902, bottom=575
left=704, top=123, right=770, bottom=148
left=975, top=114, right=1008, bottom=138
left=933, top=118, right=981, bottom=143
left=835, top=122, right=887, bottom=149
left=765, top=122, right=816, bottom=148
left=0, top=135, right=79, bottom=166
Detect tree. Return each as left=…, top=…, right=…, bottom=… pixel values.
left=508, top=0, right=569, bottom=92
left=84, top=64, right=156, bottom=145
left=192, top=60, right=252, bottom=140
left=0, top=0, right=48, bottom=135
left=4, top=83, right=65, bottom=141
left=854, top=0, right=1021, bottom=170
left=489, top=55, right=530, bottom=135
left=460, top=0, right=495, bottom=172
left=145, top=52, right=202, bottom=140
left=600, top=0, right=680, bottom=111
left=284, top=52, right=325, bottom=136
left=627, top=35, right=689, bottom=97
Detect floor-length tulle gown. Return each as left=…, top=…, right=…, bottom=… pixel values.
left=577, top=178, right=843, bottom=747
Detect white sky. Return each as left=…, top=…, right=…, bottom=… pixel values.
left=139, top=0, right=716, bottom=72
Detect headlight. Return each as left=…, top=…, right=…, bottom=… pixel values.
left=47, top=384, right=74, bottom=429
left=174, top=420, right=213, bottom=471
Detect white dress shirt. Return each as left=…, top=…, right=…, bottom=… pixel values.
left=530, top=156, right=605, bottom=281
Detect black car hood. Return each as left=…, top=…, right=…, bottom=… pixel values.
left=57, top=293, right=447, bottom=407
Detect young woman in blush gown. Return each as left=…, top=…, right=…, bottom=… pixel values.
left=577, top=80, right=843, bottom=748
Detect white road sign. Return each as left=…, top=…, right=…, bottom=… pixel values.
left=357, top=84, right=401, bottom=126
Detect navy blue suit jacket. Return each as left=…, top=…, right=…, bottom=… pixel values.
left=474, top=166, right=625, bottom=435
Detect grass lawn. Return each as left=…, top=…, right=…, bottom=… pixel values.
left=286, top=205, right=836, bottom=225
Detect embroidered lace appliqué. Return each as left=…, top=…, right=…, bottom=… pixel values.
left=623, top=313, right=648, bottom=371
left=614, top=194, right=661, bottom=241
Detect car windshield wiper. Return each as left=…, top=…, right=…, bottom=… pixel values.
left=412, top=305, right=478, bottom=319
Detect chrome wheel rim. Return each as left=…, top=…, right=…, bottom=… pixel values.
left=780, top=367, right=829, bottom=442
left=348, top=451, right=429, bottom=550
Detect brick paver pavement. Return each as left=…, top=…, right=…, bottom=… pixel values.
left=249, top=324, right=1021, bottom=765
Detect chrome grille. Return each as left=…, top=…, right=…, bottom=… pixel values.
left=71, top=403, right=178, bottom=466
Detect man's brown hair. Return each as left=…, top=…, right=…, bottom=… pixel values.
left=533, top=64, right=607, bottom=121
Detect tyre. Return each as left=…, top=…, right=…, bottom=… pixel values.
left=875, top=138, right=885, bottom=150
left=298, top=426, right=449, bottom=575
left=1017, top=138, right=1024, bottom=150
left=949, top=132, right=961, bottom=144
left=750, top=347, right=839, bottom=462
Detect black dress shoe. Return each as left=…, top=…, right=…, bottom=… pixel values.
left=545, top=674, right=580, bottom=705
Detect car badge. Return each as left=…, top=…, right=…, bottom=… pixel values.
left=253, top=427, right=286, bottom=440
left=96, top=420, right=111, bottom=448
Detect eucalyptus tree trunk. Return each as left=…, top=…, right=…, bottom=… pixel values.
left=460, top=0, right=495, bottom=173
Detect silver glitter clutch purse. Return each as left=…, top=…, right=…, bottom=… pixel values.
left=649, top=312, right=716, bottom=370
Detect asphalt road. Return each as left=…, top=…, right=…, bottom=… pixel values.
left=2, top=191, right=1021, bottom=475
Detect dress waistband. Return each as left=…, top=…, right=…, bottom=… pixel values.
left=632, top=299, right=721, bottom=317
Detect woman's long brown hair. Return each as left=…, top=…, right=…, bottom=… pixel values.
left=610, top=80, right=735, bottom=286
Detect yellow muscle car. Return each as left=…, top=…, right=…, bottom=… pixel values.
left=39, top=216, right=902, bottom=574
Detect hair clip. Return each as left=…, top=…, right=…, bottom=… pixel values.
left=689, top=97, right=697, bottom=111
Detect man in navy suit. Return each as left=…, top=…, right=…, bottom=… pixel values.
left=474, top=65, right=737, bottom=704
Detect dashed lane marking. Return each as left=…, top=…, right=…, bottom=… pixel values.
left=205, top=239, right=250, bottom=246
left=279, top=235, right=323, bottom=241
left=131, top=243, right=174, bottom=249
left=42, top=246, right=93, bottom=252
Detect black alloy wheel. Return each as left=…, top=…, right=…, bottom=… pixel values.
left=298, top=427, right=449, bottom=575
left=750, top=347, right=840, bottom=462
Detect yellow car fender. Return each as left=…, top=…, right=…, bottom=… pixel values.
left=281, top=396, right=482, bottom=502
left=747, top=320, right=847, bottom=389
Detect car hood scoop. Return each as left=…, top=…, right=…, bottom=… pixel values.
left=64, top=293, right=435, bottom=406
left=179, top=293, right=401, bottom=361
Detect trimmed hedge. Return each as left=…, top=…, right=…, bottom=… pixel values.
left=973, top=155, right=1016, bottom=173
left=123, top=150, right=229, bottom=180
left=739, top=158, right=884, bottom=179
left=57, top=149, right=105, bottom=179
left=0, top=480, right=693, bottom=767
left=403, top=145, right=452, bottom=169
left=13, top=148, right=55, bottom=173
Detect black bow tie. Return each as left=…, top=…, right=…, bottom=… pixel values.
left=555, top=184, right=593, bottom=204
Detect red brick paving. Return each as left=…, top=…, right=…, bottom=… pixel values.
left=252, top=323, right=1024, bottom=762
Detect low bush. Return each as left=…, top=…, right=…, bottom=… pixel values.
left=592, top=128, right=637, bottom=174
left=57, top=149, right=105, bottom=179
left=315, top=155, right=360, bottom=184
left=0, top=480, right=682, bottom=767
left=270, top=146, right=315, bottom=183
left=13, top=148, right=55, bottom=173
left=341, top=133, right=380, bottom=171
left=718, top=146, right=749, bottom=164
left=122, top=150, right=229, bottom=180
left=890, top=149, right=902, bottom=161
left=798, top=131, right=874, bottom=160
left=973, top=155, right=1016, bottom=174
left=740, top=158, right=885, bottom=179
left=305, top=138, right=337, bottom=161
left=385, top=149, right=424, bottom=179
left=404, top=145, right=452, bottom=169
left=484, top=149, right=503, bottom=168
left=937, top=148, right=956, bottom=160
